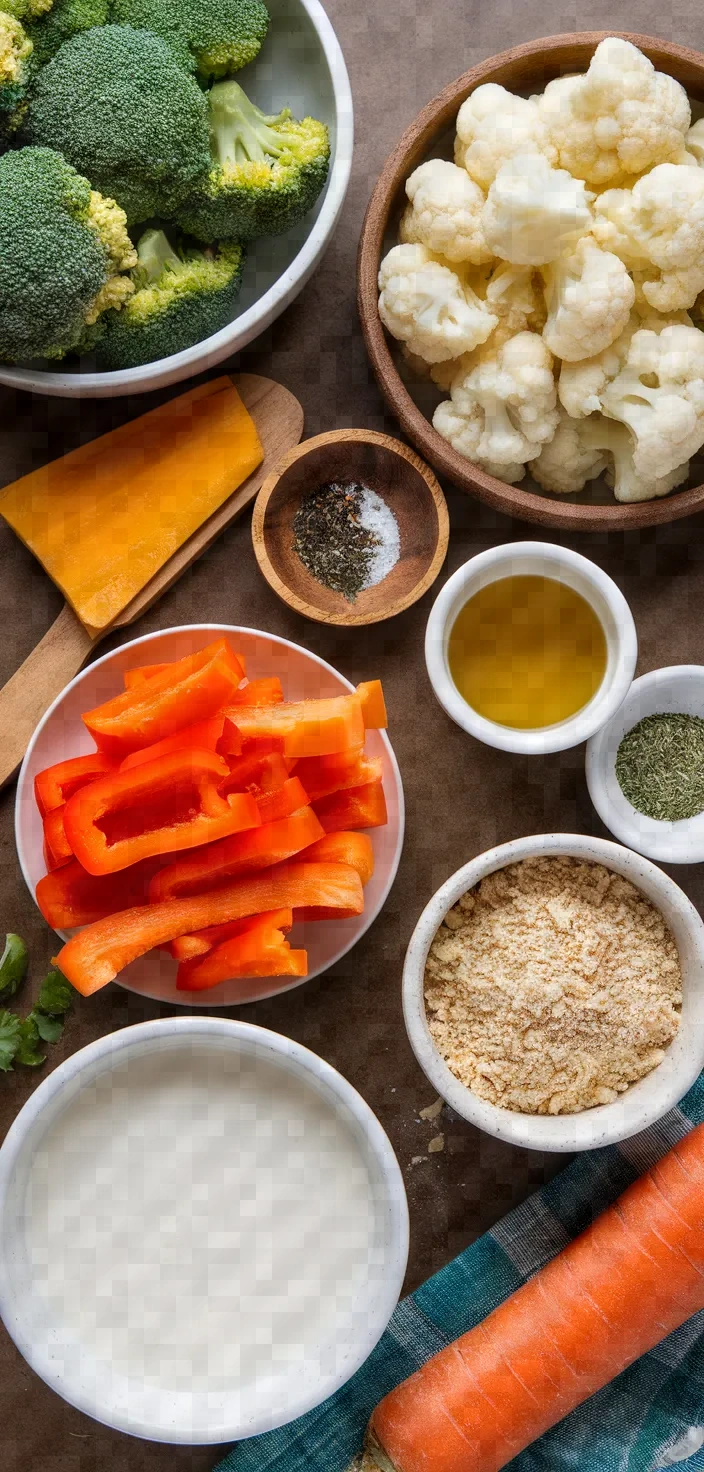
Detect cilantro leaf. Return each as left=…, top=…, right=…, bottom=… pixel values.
left=15, top=1016, right=46, bottom=1068
left=0, top=934, right=28, bottom=1001
left=33, top=1011, right=64, bottom=1044
left=0, top=1011, right=22, bottom=1071
left=36, top=970, right=74, bottom=1016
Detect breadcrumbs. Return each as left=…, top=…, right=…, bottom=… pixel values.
left=424, top=856, right=682, bottom=1116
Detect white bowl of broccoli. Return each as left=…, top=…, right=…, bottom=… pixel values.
left=0, top=0, right=353, bottom=396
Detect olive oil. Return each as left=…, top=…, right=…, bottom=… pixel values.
left=448, top=575, right=607, bottom=730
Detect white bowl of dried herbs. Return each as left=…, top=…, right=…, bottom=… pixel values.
left=586, top=666, right=704, bottom=864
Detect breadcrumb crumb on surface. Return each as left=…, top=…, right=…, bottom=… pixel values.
left=424, top=856, right=682, bottom=1116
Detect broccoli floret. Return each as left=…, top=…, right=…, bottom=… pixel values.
left=96, top=226, right=245, bottom=367
left=27, top=0, right=108, bottom=66
left=21, top=25, right=211, bottom=224
left=109, top=0, right=268, bottom=80
left=0, top=10, right=33, bottom=142
left=176, top=80, right=330, bottom=243
left=2, top=0, right=54, bottom=21
left=0, top=145, right=137, bottom=362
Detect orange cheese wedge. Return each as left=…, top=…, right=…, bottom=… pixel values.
left=0, top=377, right=263, bottom=634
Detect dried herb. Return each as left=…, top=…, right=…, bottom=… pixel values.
left=615, top=712, right=704, bottom=821
left=292, top=482, right=381, bottom=601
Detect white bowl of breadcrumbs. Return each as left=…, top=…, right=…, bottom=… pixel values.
left=403, top=834, right=704, bottom=1152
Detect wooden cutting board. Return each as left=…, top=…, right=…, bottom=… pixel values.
left=0, top=373, right=304, bottom=789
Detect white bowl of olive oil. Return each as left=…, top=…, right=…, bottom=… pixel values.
left=425, top=543, right=638, bottom=756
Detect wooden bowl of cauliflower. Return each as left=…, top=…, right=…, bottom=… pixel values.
left=357, top=31, right=704, bottom=530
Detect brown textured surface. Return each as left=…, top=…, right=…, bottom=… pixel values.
left=1, top=0, right=704, bottom=1466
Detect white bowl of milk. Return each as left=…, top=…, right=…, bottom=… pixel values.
left=0, top=1018, right=408, bottom=1444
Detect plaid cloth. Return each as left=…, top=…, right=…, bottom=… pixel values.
left=216, top=1075, right=704, bottom=1472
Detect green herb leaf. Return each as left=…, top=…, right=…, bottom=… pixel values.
left=15, top=1016, right=46, bottom=1068
left=0, top=1011, right=21, bottom=1072
left=33, top=1011, right=64, bottom=1044
left=0, top=934, right=29, bottom=1001
left=36, top=970, right=75, bottom=1016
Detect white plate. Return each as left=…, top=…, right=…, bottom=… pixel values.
left=16, top=625, right=404, bottom=1005
left=0, top=0, right=354, bottom=398
left=0, top=1017, right=409, bottom=1443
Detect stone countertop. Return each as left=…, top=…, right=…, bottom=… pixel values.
left=2, top=0, right=704, bottom=1466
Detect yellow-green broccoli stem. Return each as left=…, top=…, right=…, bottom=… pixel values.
left=176, top=80, right=331, bottom=243
left=96, top=229, right=245, bottom=369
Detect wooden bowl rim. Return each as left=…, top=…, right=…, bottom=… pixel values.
left=357, top=29, right=704, bottom=533
left=251, top=428, right=450, bottom=626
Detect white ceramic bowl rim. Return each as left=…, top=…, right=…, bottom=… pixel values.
left=0, top=1016, right=409, bottom=1443
left=586, top=665, right=704, bottom=864
left=0, top=0, right=354, bottom=399
left=403, top=832, right=704, bottom=1152
left=425, top=541, right=638, bottom=756
left=15, top=624, right=405, bottom=1007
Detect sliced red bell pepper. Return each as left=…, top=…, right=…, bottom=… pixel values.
left=34, top=752, right=115, bottom=818
left=221, top=693, right=365, bottom=758
left=177, top=915, right=306, bottom=992
left=83, top=639, right=245, bottom=758
left=229, top=677, right=283, bottom=706
left=119, top=716, right=226, bottom=772
left=220, top=750, right=291, bottom=797
left=123, top=661, right=170, bottom=689
left=149, top=805, right=325, bottom=903
left=54, top=861, right=364, bottom=995
left=256, top=776, right=309, bottom=824
left=296, top=830, right=375, bottom=886
left=291, top=751, right=382, bottom=804
left=43, top=806, right=73, bottom=870
left=313, top=780, right=388, bottom=833
left=36, top=856, right=168, bottom=930
left=170, top=908, right=293, bottom=961
left=63, top=748, right=261, bottom=875
left=356, top=680, right=387, bottom=729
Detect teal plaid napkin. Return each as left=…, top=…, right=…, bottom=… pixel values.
left=216, top=1076, right=704, bottom=1472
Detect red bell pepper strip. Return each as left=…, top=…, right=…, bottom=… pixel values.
left=170, top=908, right=293, bottom=962
left=229, top=677, right=283, bottom=706
left=356, top=680, right=387, bottom=729
left=43, top=806, right=73, bottom=870
left=256, top=776, right=309, bottom=824
left=220, top=750, right=291, bottom=796
left=291, top=751, right=382, bottom=804
left=296, top=830, right=375, bottom=886
left=123, top=661, right=171, bottom=689
left=119, top=716, right=226, bottom=772
left=63, top=748, right=261, bottom=875
left=176, top=914, right=306, bottom=992
left=36, top=856, right=169, bottom=930
left=221, top=693, right=365, bottom=758
left=313, top=780, right=388, bottom=833
left=149, top=805, right=325, bottom=903
left=83, top=639, right=245, bottom=758
left=34, top=752, right=115, bottom=818
left=54, top=861, right=364, bottom=995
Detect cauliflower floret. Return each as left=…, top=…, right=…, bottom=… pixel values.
left=378, top=243, right=498, bottom=364
left=482, top=153, right=592, bottom=266
left=594, top=165, right=704, bottom=311
left=601, top=324, right=704, bottom=478
left=685, top=118, right=704, bottom=166
left=399, top=159, right=493, bottom=266
left=454, top=84, right=558, bottom=190
left=530, top=407, right=689, bottom=501
left=542, top=235, right=634, bottom=362
left=432, top=330, right=558, bottom=479
left=536, top=37, right=691, bottom=188
left=484, top=261, right=547, bottom=343
left=558, top=310, right=691, bottom=417
left=530, top=406, right=608, bottom=494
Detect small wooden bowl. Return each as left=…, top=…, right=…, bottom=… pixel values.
left=251, top=429, right=449, bottom=626
left=357, top=31, right=704, bottom=533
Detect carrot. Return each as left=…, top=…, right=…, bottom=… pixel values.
left=368, top=1123, right=704, bottom=1472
